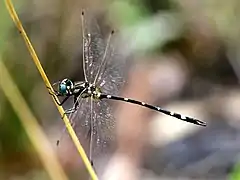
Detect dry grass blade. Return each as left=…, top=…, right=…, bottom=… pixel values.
left=4, top=0, right=98, bottom=179
left=0, top=59, right=68, bottom=180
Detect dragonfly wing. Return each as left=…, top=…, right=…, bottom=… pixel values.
left=96, top=33, right=131, bottom=97
left=69, top=97, right=114, bottom=159
left=82, top=10, right=107, bottom=83
left=93, top=99, right=115, bottom=154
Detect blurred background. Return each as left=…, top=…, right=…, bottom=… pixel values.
left=1, top=0, right=240, bottom=179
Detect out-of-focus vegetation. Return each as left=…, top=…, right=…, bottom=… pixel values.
left=1, top=0, right=240, bottom=179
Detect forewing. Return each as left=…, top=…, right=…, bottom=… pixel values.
left=82, top=10, right=106, bottom=83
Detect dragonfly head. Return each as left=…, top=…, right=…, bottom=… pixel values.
left=58, top=78, right=74, bottom=95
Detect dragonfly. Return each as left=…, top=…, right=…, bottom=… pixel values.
left=49, top=10, right=206, bottom=166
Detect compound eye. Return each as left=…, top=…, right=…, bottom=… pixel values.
left=59, top=83, right=67, bottom=95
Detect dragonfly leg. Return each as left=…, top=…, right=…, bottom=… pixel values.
left=47, top=86, right=59, bottom=95
left=61, top=107, right=77, bottom=119
left=47, top=87, right=70, bottom=106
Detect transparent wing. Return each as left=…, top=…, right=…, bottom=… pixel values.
left=96, top=35, right=130, bottom=96
left=70, top=97, right=115, bottom=158
left=71, top=97, right=91, bottom=147
left=93, top=99, right=115, bottom=153
left=82, top=10, right=106, bottom=83
left=82, top=10, right=130, bottom=95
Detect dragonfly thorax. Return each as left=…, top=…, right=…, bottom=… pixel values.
left=58, top=79, right=102, bottom=99
left=80, top=82, right=102, bottom=99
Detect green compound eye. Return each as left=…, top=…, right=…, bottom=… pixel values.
left=58, top=79, right=74, bottom=95
left=59, top=83, right=67, bottom=95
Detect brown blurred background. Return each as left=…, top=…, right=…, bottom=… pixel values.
left=1, top=0, right=240, bottom=179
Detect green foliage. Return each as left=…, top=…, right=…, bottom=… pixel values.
left=230, top=162, right=240, bottom=180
